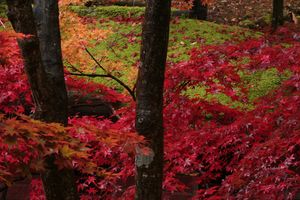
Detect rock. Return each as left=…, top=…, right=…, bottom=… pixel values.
left=68, top=92, right=119, bottom=121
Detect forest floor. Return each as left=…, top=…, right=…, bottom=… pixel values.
left=0, top=3, right=299, bottom=199
left=209, top=0, right=300, bottom=28
left=70, top=5, right=259, bottom=87
left=68, top=5, right=287, bottom=109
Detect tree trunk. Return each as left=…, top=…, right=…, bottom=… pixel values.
left=135, top=0, right=171, bottom=199
left=6, top=1, right=78, bottom=199
left=190, top=0, right=208, bottom=20
left=272, top=0, right=284, bottom=30
left=33, top=0, right=68, bottom=124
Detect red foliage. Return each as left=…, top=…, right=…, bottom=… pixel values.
left=0, top=32, right=32, bottom=113
left=163, top=27, right=300, bottom=198
left=30, top=179, right=45, bottom=200
left=1, top=26, right=300, bottom=199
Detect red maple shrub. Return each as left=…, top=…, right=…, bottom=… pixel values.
left=1, top=25, right=300, bottom=199
left=0, top=32, right=32, bottom=114
left=162, top=26, right=300, bottom=199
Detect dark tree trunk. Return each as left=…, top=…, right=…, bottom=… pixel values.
left=135, top=0, right=171, bottom=199
left=6, top=0, right=68, bottom=124
left=33, top=0, right=68, bottom=123
left=40, top=156, right=78, bottom=200
left=272, top=0, right=284, bottom=30
left=6, top=1, right=78, bottom=199
left=190, top=0, right=208, bottom=20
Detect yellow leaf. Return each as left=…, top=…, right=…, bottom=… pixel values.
left=60, top=145, right=75, bottom=158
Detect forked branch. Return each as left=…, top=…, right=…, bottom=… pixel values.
left=66, top=49, right=136, bottom=101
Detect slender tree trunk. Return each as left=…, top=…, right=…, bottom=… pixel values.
left=135, top=0, right=171, bottom=199
left=6, top=1, right=78, bottom=199
left=190, top=0, right=208, bottom=20
left=272, top=0, right=284, bottom=30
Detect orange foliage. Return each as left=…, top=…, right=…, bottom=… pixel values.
left=59, top=4, right=111, bottom=72
left=0, top=114, right=144, bottom=183
left=59, top=0, right=86, bottom=7
left=173, top=0, right=214, bottom=9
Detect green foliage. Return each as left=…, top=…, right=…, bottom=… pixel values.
left=70, top=5, right=145, bottom=18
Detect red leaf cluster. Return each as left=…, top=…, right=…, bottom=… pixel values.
left=1, top=26, right=300, bottom=199
left=0, top=32, right=32, bottom=113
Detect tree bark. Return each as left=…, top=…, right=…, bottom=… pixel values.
left=272, top=0, right=284, bottom=30
left=32, top=0, right=68, bottom=123
left=190, top=0, right=208, bottom=20
left=135, top=0, right=171, bottom=199
left=6, top=1, right=78, bottom=199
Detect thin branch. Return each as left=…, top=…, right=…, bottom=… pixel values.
left=84, top=47, right=107, bottom=73
left=106, top=73, right=136, bottom=101
left=71, top=48, right=136, bottom=101
left=66, top=60, right=84, bottom=75
left=67, top=72, right=110, bottom=78
left=68, top=71, right=136, bottom=101
left=133, top=82, right=137, bottom=94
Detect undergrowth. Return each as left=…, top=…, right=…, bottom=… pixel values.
left=69, top=6, right=281, bottom=107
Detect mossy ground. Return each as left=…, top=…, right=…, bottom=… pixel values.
left=1, top=4, right=287, bottom=108
left=70, top=6, right=262, bottom=88
left=70, top=6, right=284, bottom=108
left=70, top=5, right=145, bottom=18
left=184, top=68, right=290, bottom=110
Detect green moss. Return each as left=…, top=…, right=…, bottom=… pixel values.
left=183, top=68, right=290, bottom=110
left=88, top=17, right=260, bottom=71
left=183, top=85, right=253, bottom=110
left=68, top=6, right=262, bottom=93
left=262, top=14, right=272, bottom=24
left=242, top=68, right=290, bottom=102
left=70, top=5, right=145, bottom=18
left=231, top=57, right=251, bottom=66
left=239, top=19, right=256, bottom=28
left=239, top=14, right=272, bottom=29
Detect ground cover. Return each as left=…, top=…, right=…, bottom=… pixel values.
left=1, top=3, right=299, bottom=199
left=68, top=5, right=285, bottom=108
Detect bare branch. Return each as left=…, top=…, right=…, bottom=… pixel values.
left=67, top=72, right=110, bottom=78
left=70, top=48, right=136, bottom=101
